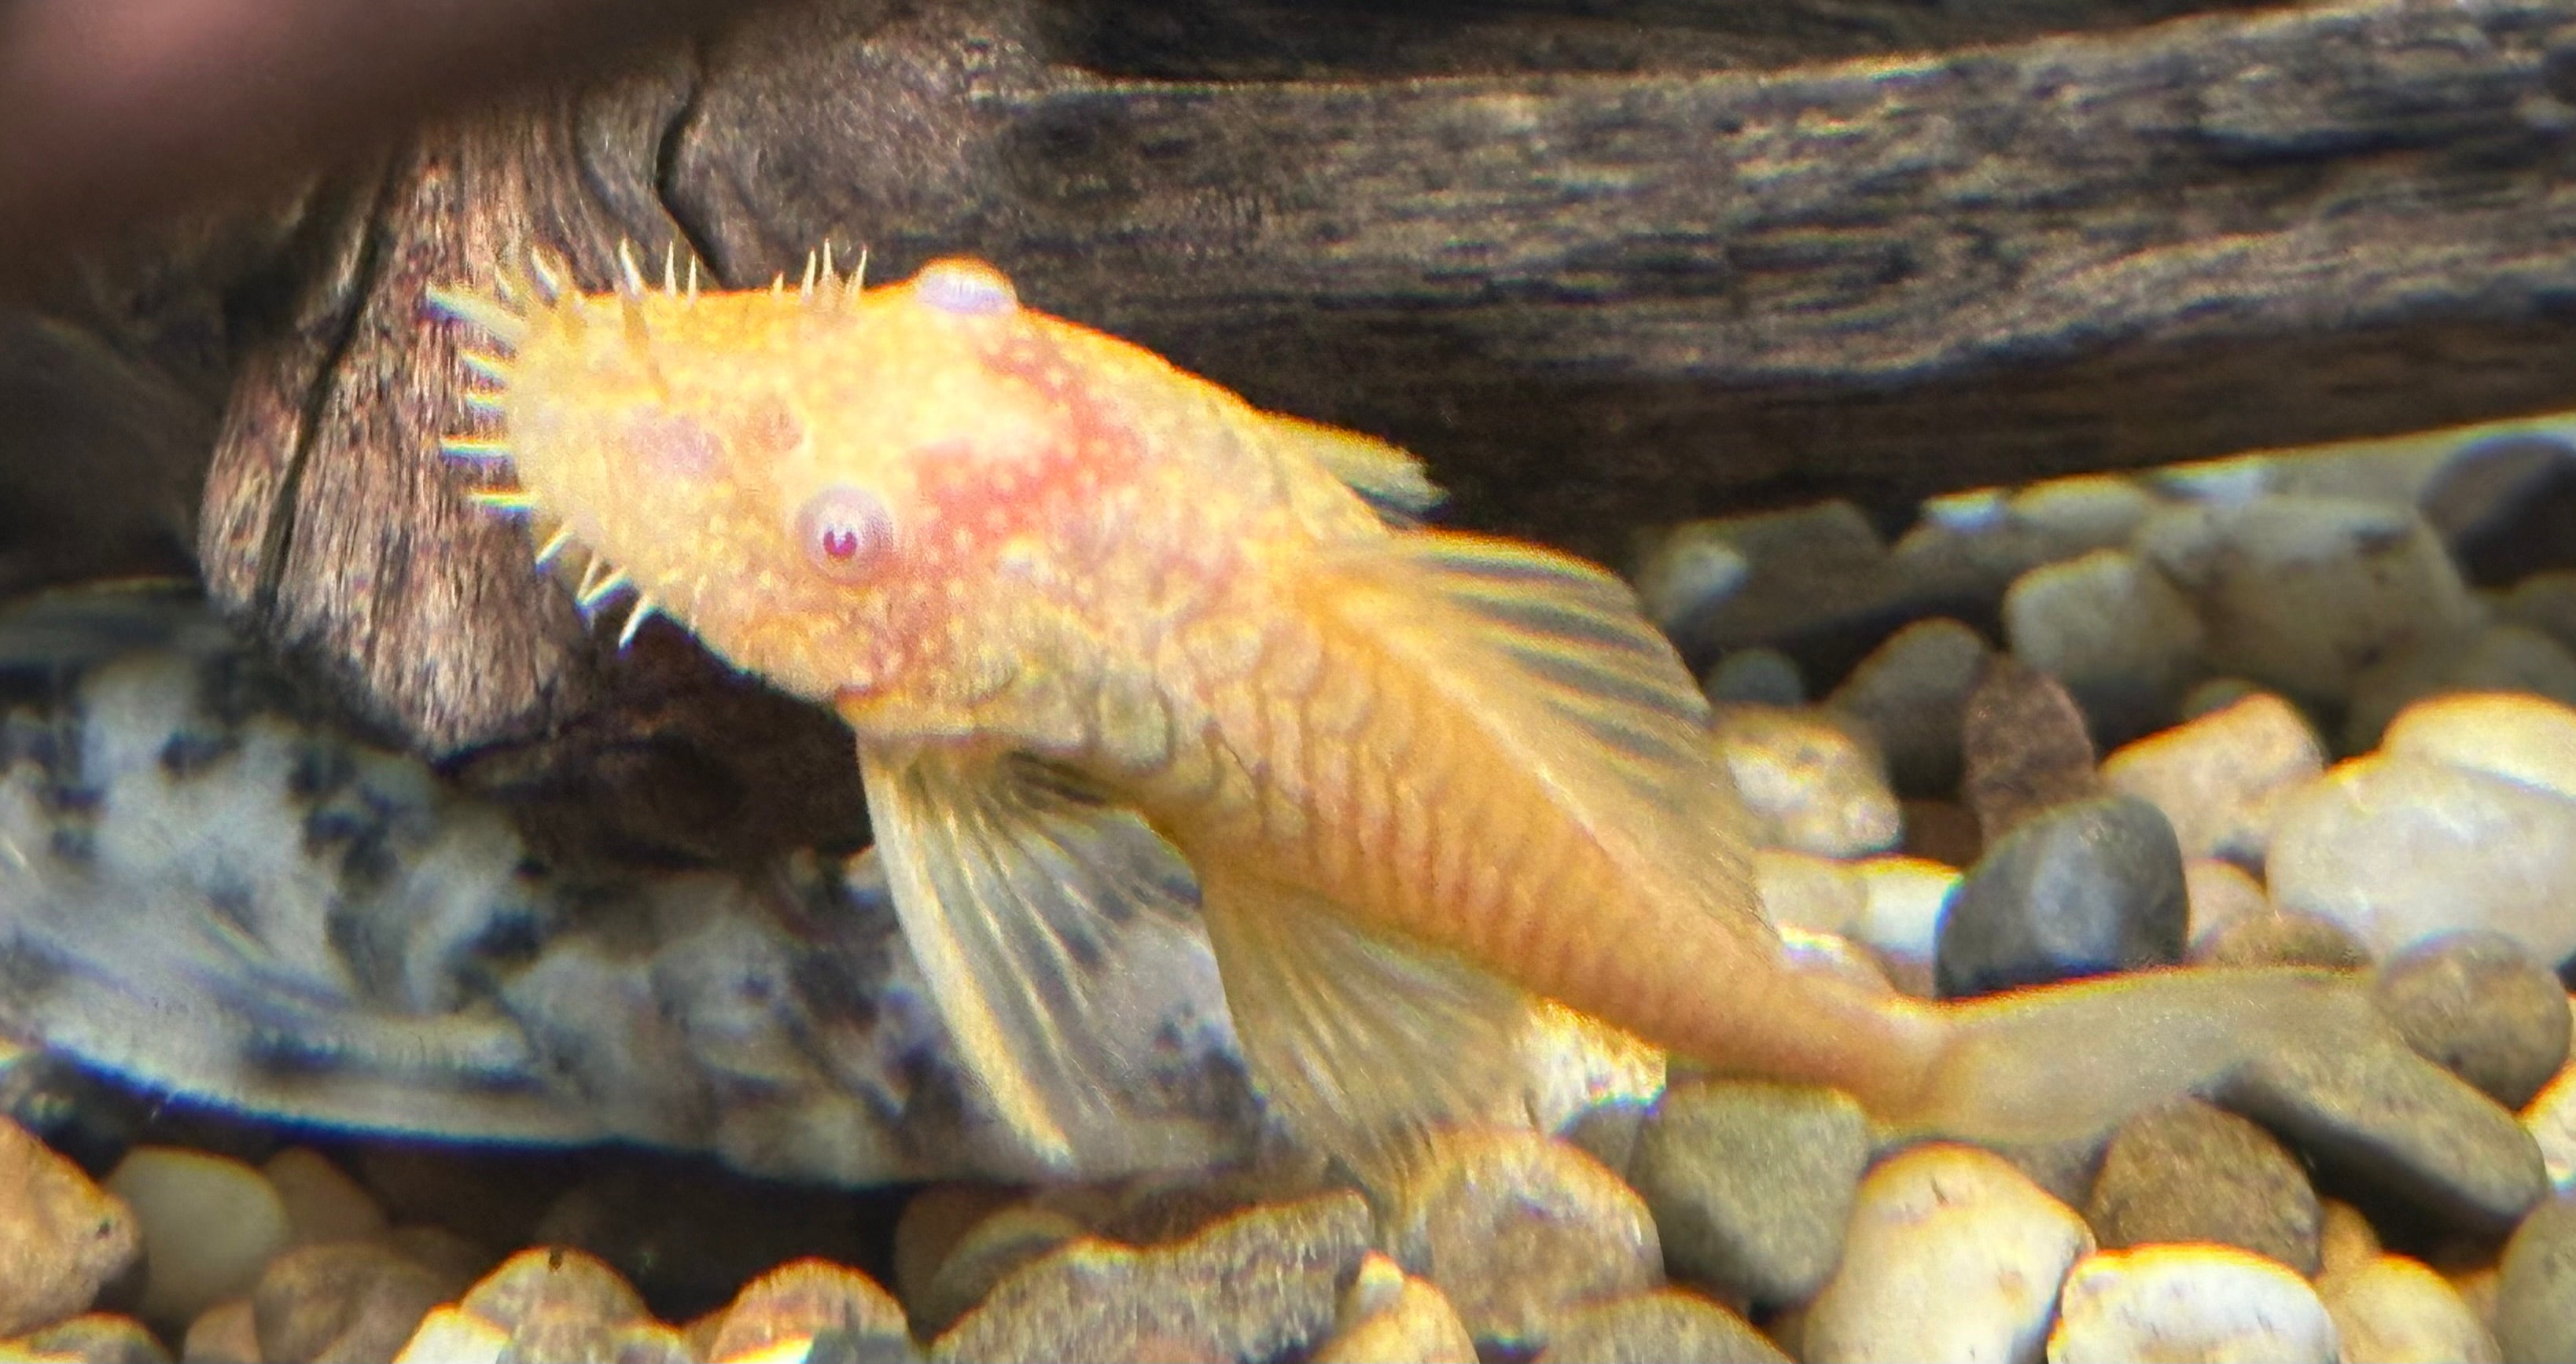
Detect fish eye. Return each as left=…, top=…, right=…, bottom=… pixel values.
left=794, top=486, right=895, bottom=583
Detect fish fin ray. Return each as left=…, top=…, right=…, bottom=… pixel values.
left=1194, top=867, right=1545, bottom=1182
left=859, top=747, right=1228, bottom=1174
left=1264, top=413, right=1445, bottom=524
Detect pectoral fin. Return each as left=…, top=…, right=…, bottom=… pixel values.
left=1193, top=865, right=1549, bottom=1181
left=859, top=746, right=1236, bottom=1175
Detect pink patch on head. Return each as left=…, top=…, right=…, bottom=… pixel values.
left=913, top=259, right=1018, bottom=317
left=795, top=485, right=896, bottom=583
left=627, top=411, right=720, bottom=479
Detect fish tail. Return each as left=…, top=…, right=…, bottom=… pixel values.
left=1875, top=966, right=2374, bottom=1145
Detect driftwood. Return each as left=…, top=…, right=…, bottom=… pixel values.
left=14, top=0, right=2576, bottom=853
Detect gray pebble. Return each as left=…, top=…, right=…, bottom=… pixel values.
left=2497, top=1192, right=2576, bottom=1363
left=2374, top=931, right=2574, bottom=1111
left=2085, top=1099, right=2322, bottom=1276
left=2342, top=623, right=2576, bottom=753
left=1958, top=656, right=2100, bottom=844
left=2500, top=570, right=2576, bottom=656
left=1702, top=649, right=1805, bottom=707
left=1827, top=618, right=1991, bottom=798
left=1532, top=1289, right=1789, bottom=1364
left=1626, top=1080, right=1868, bottom=1309
left=1935, top=794, right=2188, bottom=999
left=2221, top=1020, right=2548, bottom=1237
left=931, top=1191, right=1371, bottom=1364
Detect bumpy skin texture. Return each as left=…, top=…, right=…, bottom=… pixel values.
left=436, top=251, right=2364, bottom=1173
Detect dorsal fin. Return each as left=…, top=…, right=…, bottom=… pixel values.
left=1260, top=412, right=1444, bottom=524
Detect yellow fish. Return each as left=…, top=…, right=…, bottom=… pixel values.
left=430, top=246, right=2364, bottom=1175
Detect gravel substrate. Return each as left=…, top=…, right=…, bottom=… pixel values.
left=4, top=413, right=2576, bottom=1360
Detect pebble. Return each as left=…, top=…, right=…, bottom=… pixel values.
left=2220, top=1017, right=2548, bottom=1236
left=258, top=1149, right=386, bottom=1250
left=2495, top=1192, right=2576, bottom=1363
left=1309, top=1253, right=1475, bottom=1364
left=2191, top=907, right=2375, bottom=971
left=1384, top=1132, right=1662, bottom=1350
left=1849, top=855, right=1957, bottom=971
left=2372, top=931, right=2573, bottom=1110
left=930, top=1190, right=1371, bottom=1364
left=1710, top=705, right=1900, bottom=858
left=2319, top=1199, right=2383, bottom=1279
left=2344, top=623, right=2576, bottom=752
left=392, top=1306, right=508, bottom=1364
left=2183, top=857, right=2271, bottom=947
left=914, top=1204, right=1087, bottom=1337
left=1799, top=1144, right=2092, bottom=1363
left=1625, top=1081, right=1866, bottom=1310
left=248, top=1239, right=463, bottom=1364
left=2317, top=1253, right=2501, bottom=1364
left=1, top=1312, right=169, bottom=1363
left=1934, top=793, right=2188, bottom=998
left=181, top=1299, right=259, bottom=1363
left=1825, top=618, right=1989, bottom=797
left=702, top=1258, right=911, bottom=1362
left=103, top=1147, right=287, bottom=1331
left=1957, top=656, right=2100, bottom=842
left=0, top=1116, right=138, bottom=1338
left=2531, top=1057, right=2576, bottom=1192
left=1632, top=522, right=1756, bottom=639
left=2050, top=1244, right=2336, bottom=1363
left=2501, top=570, right=2576, bottom=654
left=2100, top=692, right=2324, bottom=866
left=2131, top=494, right=2478, bottom=708
left=2419, top=428, right=2576, bottom=584
left=2381, top=689, right=2576, bottom=801
left=2269, top=752, right=2576, bottom=966
left=2001, top=548, right=2207, bottom=743
left=1529, top=1289, right=1789, bottom=1364
left=2085, top=1098, right=2322, bottom=1275
left=441, top=1245, right=654, bottom=1361
left=1639, top=503, right=1908, bottom=664
left=1702, top=649, right=1804, bottom=707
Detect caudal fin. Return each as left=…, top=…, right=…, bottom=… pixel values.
left=1881, top=966, right=2379, bottom=1146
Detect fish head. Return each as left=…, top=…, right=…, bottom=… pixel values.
left=439, top=252, right=1165, bottom=715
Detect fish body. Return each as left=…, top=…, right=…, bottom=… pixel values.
left=433, top=250, right=2364, bottom=1173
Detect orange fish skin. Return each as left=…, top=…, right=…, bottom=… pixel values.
left=436, top=251, right=2372, bottom=1169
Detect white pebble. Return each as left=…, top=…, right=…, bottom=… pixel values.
left=1801, top=1144, right=2092, bottom=1363
left=106, top=1146, right=290, bottom=1329
left=2317, top=1254, right=2500, bottom=1364
left=2049, top=1245, right=2336, bottom=1364
left=1849, top=855, right=1958, bottom=969
left=2132, top=496, right=2476, bottom=707
left=2380, top=690, right=2576, bottom=803
left=2268, top=753, right=2576, bottom=964
left=2004, top=548, right=2206, bottom=733
left=1713, top=706, right=1901, bottom=858
left=2102, top=693, right=2325, bottom=864
left=2184, top=858, right=2271, bottom=950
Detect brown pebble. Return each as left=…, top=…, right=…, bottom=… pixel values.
left=2373, top=930, right=2574, bottom=1110
left=1897, top=798, right=1982, bottom=867
left=458, top=1245, right=647, bottom=1331
left=893, top=1184, right=1019, bottom=1314
left=915, top=1204, right=1087, bottom=1336
left=1310, top=1253, right=1476, bottom=1364
left=2085, top=1098, right=2323, bottom=1277
left=179, top=1299, right=259, bottom=1364
left=5, top=1311, right=168, bottom=1363
left=259, top=1149, right=386, bottom=1249
left=2192, top=908, right=2375, bottom=971
left=1533, top=1288, right=1790, bottom=1364
left=251, top=1239, right=463, bottom=1364
left=0, top=1115, right=141, bottom=1336
left=1959, top=656, right=2101, bottom=844
left=1387, top=1131, right=1662, bottom=1350
left=2317, top=1200, right=2382, bottom=1281
left=932, top=1190, right=1371, bottom=1364
left=705, top=1258, right=908, bottom=1361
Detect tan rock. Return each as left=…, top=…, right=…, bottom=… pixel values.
left=0, top=1117, right=139, bottom=1337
